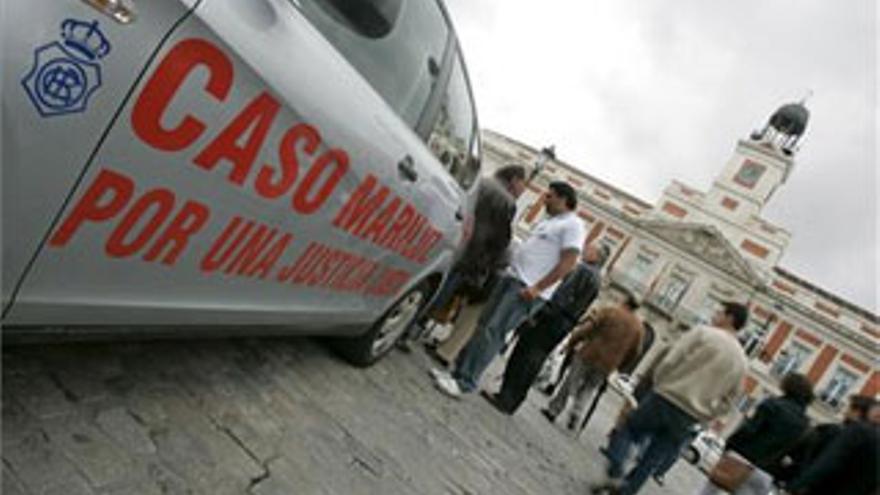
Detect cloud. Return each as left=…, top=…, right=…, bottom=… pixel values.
left=446, top=0, right=877, bottom=310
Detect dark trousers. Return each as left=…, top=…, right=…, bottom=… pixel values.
left=495, top=307, right=570, bottom=413
left=606, top=392, right=697, bottom=495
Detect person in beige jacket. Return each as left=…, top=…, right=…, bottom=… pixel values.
left=591, top=301, right=749, bottom=495
left=542, top=293, right=643, bottom=430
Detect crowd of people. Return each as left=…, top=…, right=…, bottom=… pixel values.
left=399, top=165, right=878, bottom=495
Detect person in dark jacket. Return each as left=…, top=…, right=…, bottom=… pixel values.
left=398, top=164, right=526, bottom=349
left=481, top=243, right=609, bottom=414
left=696, top=372, right=814, bottom=495
left=785, top=400, right=880, bottom=495
left=773, top=394, right=875, bottom=485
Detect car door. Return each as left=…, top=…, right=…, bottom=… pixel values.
left=295, top=0, right=478, bottom=321
left=4, top=0, right=467, bottom=334
left=2, top=0, right=199, bottom=319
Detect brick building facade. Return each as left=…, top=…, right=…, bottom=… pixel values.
left=482, top=103, right=877, bottom=427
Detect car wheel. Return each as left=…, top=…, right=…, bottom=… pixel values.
left=682, top=446, right=700, bottom=465
left=332, top=281, right=431, bottom=367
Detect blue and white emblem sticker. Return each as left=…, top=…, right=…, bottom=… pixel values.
left=21, top=19, right=111, bottom=117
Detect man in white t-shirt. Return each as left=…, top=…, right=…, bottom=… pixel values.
left=433, top=181, right=586, bottom=398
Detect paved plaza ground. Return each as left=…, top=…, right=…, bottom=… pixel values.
left=3, top=337, right=707, bottom=494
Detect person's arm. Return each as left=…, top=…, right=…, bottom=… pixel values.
left=521, top=248, right=579, bottom=301
left=566, top=309, right=604, bottom=351
left=639, top=345, right=671, bottom=383
left=725, top=399, right=771, bottom=448
left=618, top=335, right=643, bottom=374
left=711, top=375, right=744, bottom=418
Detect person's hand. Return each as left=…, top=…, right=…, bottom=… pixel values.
left=519, top=285, right=540, bottom=301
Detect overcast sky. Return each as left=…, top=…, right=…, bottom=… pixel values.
left=445, top=0, right=877, bottom=312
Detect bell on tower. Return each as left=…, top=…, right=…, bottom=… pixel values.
left=749, top=98, right=810, bottom=156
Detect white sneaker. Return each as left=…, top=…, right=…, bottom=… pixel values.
left=434, top=375, right=463, bottom=399
left=429, top=367, right=451, bottom=382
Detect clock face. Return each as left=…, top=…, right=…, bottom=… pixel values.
left=734, top=160, right=766, bottom=188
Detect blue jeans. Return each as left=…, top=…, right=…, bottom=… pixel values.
left=606, top=392, right=697, bottom=495
left=430, top=269, right=465, bottom=314
left=452, top=276, right=542, bottom=392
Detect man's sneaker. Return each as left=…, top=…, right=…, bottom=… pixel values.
left=434, top=375, right=463, bottom=399
left=540, top=408, right=557, bottom=423
left=566, top=415, right=579, bottom=431
left=589, top=478, right=622, bottom=494
left=480, top=390, right=514, bottom=415
left=395, top=338, right=413, bottom=353
left=429, top=367, right=451, bottom=382
left=652, top=473, right=665, bottom=486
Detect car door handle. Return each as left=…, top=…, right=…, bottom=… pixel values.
left=397, top=155, right=418, bottom=182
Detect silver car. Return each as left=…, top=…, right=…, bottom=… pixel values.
left=2, top=0, right=481, bottom=365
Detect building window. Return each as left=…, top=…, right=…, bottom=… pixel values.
left=820, top=367, right=859, bottom=410
left=654, top=273, right=691, bottom=313
left=721, top=196, right=739, bottom=210
left=628, top=253, right=655, bottom=284
left=771, top=342, right=812, bottom=377
left=740, top=319, right=770, bottom=359
left=661, top=201, right=687, bottom=218
left=734, top=160, right=766, bottom=189
left=696, top=296, right=723, bottom=325
left=741, top=239, right=770, bottom=259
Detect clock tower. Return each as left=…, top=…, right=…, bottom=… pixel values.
left=705, top=102, right=809, bottom=221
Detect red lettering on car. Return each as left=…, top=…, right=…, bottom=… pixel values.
left=254, top=123, right=320, bottom=199
left=105, top=188, right=176, bottom=258
left=49, top=169, right=134, bottom=246
left=132, top=39, right=233, bottom=152
left=193, top=92, right=280, bottom=186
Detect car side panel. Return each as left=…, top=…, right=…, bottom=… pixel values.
left=2, top=0, right=198, bottom=315
left=4, top=0, right=461, bottom=334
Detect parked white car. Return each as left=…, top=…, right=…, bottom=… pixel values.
left=682, top=429, right=726, bottom=473
left=3, top=0, right=482, bottom=366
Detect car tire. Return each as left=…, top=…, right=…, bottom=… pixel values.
left=682, top=446, right=700, bottom=465
left=331, top=281, right=432, bottom=367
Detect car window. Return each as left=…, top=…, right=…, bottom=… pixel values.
left=298, top=0, right=449, bottom=127
left=426, top=53, right=480, bottom=189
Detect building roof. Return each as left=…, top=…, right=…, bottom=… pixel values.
left=482, top=129, right=652, bottom=209
left=773, top=267, right=879, bottom=324
left=483, top=129, right=877, bottom=327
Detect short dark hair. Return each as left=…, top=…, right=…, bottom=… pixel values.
left=722, top=301, right=749, bottom=330
left=620, top=290, right=640, bottom=311
left=548, top=181, right=577, bottom=210
left=848, top=394, right=877, bottom=417
left=495, top=164, right=526, bottom=185
left=780, top=373, right=814, bottom=406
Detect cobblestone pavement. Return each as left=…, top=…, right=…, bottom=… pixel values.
left=3, top=337, right=708, bottom=494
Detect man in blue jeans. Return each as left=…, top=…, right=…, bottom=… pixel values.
left=432, top=181, right=585, bottom=398
left=591, top=302, right=749, bottom=495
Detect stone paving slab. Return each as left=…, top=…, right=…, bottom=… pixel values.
left=2, top=338, right=708, bottom=494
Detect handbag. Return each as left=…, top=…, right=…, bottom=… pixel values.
left=708, top=451, right=753, bottom=492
